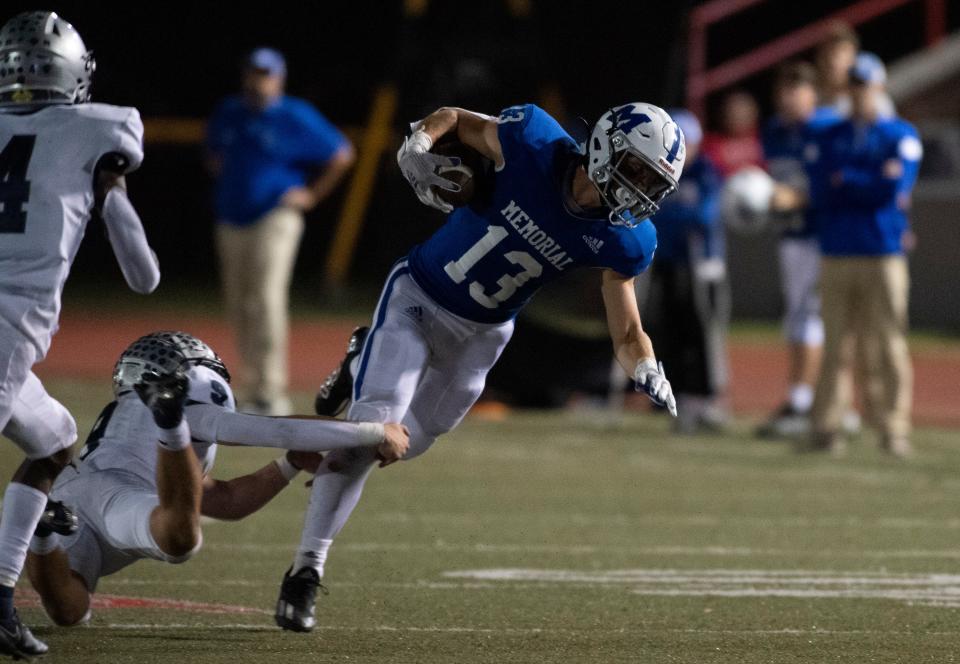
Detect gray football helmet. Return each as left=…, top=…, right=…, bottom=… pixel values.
left=0, top=11, right=95, bottom=109
left=113, top=331, right=230, bottom=397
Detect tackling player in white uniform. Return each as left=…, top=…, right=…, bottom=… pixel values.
left=25, top=331, right=410, bottom=629
left=0, top=11, right=161, bottom=658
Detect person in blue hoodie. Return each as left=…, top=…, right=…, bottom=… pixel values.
left=805, top=53, right=922, bottom=457
left=644, top=110, right=729, bottom=433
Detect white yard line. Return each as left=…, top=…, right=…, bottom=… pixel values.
left=445, top=568, right=960, bottom=609
left=80, top=623, right=960, bottom=636
left=201, top=541, right=960, bottom=560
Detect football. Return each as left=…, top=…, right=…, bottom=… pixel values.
left=430, top=138, right=493, bottom=208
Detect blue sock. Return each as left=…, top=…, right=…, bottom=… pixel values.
left=0, top=584, right=14, bottom=627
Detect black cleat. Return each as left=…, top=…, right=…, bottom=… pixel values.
left=34, top=500, right=78, bottom=538
left=0, top=611, right=48, bottom=660
left=314, top=327, right=368, bottom=417
left=275, top=566, right=327, bottom=633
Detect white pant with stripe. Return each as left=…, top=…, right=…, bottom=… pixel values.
left=299, top=260, right=514, bottom=543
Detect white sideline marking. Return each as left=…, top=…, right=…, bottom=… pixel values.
left=443, top=568, right=960, bottom=608
left=82, top=623, right=960, bottom=636
left=202, top=541, right=960, bottom=560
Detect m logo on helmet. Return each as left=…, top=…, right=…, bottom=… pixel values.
left=611, top=105, right=652, bottom=136
left=662, top=122, right=684, bottom=164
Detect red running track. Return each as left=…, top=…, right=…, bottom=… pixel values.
left=34, top=311, right=960, bottom=428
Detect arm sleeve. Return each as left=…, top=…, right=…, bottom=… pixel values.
left=102, top=188, right=160, bottom=294
left=837, top=128, right=922, bottom=207
left=108, top=108, right=145, bottom=172
left=184, top=404, right=385, bottom=452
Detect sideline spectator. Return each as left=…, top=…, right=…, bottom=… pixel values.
left=702, top=90, right=765, bottom=178
left=756, top=62, right=840, bottom=438
left=206, top=48, right=355, bottom=415
left=644, top=110, right=730, bottom=434
left=815, top=22, right=895, bottom=118
left=805, top=53, right=922, bottom=457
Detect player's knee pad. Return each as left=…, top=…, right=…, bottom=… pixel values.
left=785, top=312, right=824, bottom=347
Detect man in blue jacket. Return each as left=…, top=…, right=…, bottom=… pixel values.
left=805, top=53, right=922, bottom=456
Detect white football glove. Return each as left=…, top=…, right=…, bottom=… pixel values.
left=396, top=130, right=460, bottom=213
left=634, top=358, right=678, bottom=417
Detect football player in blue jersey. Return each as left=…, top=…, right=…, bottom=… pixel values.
left=274, top=102, right=686, bottom=631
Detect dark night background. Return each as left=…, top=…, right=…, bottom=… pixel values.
left=3, top=1, right=958, bottom=323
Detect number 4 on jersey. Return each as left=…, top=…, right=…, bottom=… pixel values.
left=0, top=134, right=36, bottom=233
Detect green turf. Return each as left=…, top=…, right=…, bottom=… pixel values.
left=5, top=379, right=960, bottom=663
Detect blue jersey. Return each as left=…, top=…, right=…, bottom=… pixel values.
left=805, top=116, right=922, bottom=256
left=206, top=95, right=348, bottom=226
left=649, top=155, right=722, bottom=265
left=762, top=107, right=840, bottom=238
left=408, top=104, right=657, bottom=324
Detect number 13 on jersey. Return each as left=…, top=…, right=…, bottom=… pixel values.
left=444, top=225, right=543, bottom=310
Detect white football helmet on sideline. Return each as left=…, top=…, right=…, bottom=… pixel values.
left=587, top=103, right=686, bottom=226
left=0, top=11, right=95, bottom=109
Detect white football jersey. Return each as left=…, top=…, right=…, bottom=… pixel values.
left=0, top=103, right=143, bottom=357
left=72, top=365, right=235, bottom=484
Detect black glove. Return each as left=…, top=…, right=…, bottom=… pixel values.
left=134, top=369, right=189, bottom=429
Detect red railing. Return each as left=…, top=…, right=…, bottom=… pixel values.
left=686, top=0, right=948, bottom=117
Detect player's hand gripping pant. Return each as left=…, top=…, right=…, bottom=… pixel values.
left=350, top=260, right=513, bottom=453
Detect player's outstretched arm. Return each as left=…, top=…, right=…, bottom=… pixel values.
left=200, top=451, right=323, bottom=520
left=185, top=406, right=410, bottom=458
left=95, top=154, right=160, bottom=294
left=601, top=269, right=677, bottom=416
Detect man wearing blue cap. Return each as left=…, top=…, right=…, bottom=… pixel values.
left=805, top=52, right=922, bottom=456
left=207, top=48, right=355, bottom=415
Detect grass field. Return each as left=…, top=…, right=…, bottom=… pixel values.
left=5, top=378, right=960, bottom=663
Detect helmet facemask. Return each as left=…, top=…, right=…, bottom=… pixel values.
left=591, top=138, right=675, bottom=227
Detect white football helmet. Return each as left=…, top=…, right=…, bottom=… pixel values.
left=587, top=103, right=686, bottom=226
left=0, top=11, right=95, bottom=109
left=720, top=166, right=775, bottom=234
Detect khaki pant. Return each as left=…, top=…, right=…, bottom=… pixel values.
left=216, top=207, right=304, bottom=409
left=812, top=255, right=912, bottom=440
